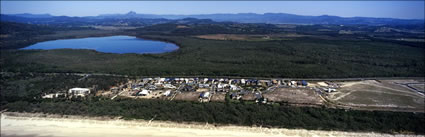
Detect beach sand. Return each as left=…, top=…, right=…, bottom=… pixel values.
left=1, top=112, right=422, bottom=137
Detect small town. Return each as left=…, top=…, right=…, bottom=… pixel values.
left=40, top=75, right=424, bottom=113
left=43, top=76, right=341, bottom=105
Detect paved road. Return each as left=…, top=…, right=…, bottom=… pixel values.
left=2, top=72, right=423, bottom=81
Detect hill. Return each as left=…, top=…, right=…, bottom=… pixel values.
left=3, top=12, right=424, bottom=26
left=99, top=12, right=424, bottom=25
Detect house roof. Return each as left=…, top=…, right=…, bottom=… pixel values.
left=69, top=88, right=90, bottom=91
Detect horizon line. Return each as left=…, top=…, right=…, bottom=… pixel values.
left=3, top=11, right=425, bottom=20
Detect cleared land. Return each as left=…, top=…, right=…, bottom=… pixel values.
left=194, top=34, right=309, bottom=41
left=210, top=93, right=226, bottom=102
left=327, top=80, right=424, bottom=112
left=194, top=34, right=367, bottom=41
left=1, top=112, right=422, bottom=137
left=410, top=84, right=425, bottom=92
left=263, top=88, right=323, bottom=105
left=174, top=92, right=201, bottom=101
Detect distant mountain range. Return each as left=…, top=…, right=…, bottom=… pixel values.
left=0, top=13, right=170, bottom=26
left=2, top=11, right=424, bottom=26
left=8, top=13, right=54, bottom=18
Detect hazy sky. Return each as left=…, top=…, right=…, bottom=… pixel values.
left=1, top=1, right=424, bottom=19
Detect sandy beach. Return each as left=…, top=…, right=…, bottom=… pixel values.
left=1, top=112, right=422, bottom=137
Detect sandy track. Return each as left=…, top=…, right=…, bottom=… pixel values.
left=1, top=112, right=423, bottom=137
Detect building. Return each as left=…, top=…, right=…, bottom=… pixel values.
left=290, top=81, right=297, bottom=86
left=42, top=93, right=66, bottom=99
left=230, top=92, right=242, bottom=100
left=301, top=80, right=308, bottom=86
left=230, top=85, right=240, bottom=91
left=199, top=92, right=210, bottom=99
left=138, top=89, right=151, bottom=96
left=198, top=84, right=210, bottom=88
left=163, top=90, right=171, bottom=96
left=325, top=88, right=337, bottom=93
left=199, top=92, right=211, bottom=102
left=68, top=88, right=91, bottom=97
left=164, top=84, right=176, bottom=89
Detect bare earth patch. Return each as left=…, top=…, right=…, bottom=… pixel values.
left=328, top=80, right=425, bottom=112
left=194, top=34, right=310, bottom=41
left=263, top=88, right=323, bottom=105
left=174, top=92, right=201, bottom=101
left=210, top=93, right=226, bottom=102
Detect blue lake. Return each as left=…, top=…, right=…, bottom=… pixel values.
left=22, top=36, right=179, bottom=54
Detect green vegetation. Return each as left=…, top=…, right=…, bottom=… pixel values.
left=137, top=22, right=282, bottom=35
left=1, top=35, right=423, bottom=78
left=2, top=98, right=424, bottom=134
left=1, top=21, right=424, bottom=78
left=2, top=72, right=424, bottom=134
left=0, top=72, right=127, bottom=104
left=1, top=16, right=424, bottom=135
left=0, top=22, right=98, bottom=49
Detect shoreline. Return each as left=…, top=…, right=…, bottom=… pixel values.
left=1, top=112, right=422, bottom=137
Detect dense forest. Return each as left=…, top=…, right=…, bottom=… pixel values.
left=2, top=98, right=424, bottom=134
left=1, top=35, right=423, bottom=78
left=1, top=20, right=424, bottom=78
left=0, top=22, right=99, bottom=49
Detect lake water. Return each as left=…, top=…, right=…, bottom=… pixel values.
left=22, top=36, right=179, bottom=54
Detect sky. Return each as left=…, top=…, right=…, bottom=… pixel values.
left=1, top=1, right=424, bottom=19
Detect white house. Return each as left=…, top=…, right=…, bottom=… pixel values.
left=68, top=88, right=91, bottom=97
left=42, top=93, right=66, bottom=98
left=218, top=83, right=227, bottom=89
left=164, top=84, right=176, bottom=89
left=290, top=81, right=297, bottom=86
left=326, top=88, right=337, bottom=93
left=138, top=89, right=151, bottom=96
left=200, top=92, right=210, bottom=98
left=230, top=85, right=240, bottom=91
left=163, top=90, right=171, bottom=96
left=160, top=78, right=166, bottom=82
